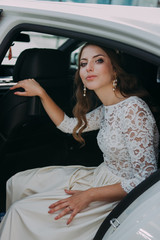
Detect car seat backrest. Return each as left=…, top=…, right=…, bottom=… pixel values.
left=13, top=48, right=70, bottom=82
left=0, top=48, right=71, bottom=140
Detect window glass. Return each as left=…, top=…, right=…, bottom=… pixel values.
left=2, top=31, right=68, bottom=65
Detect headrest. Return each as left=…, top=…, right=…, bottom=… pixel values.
left=13, top=48, right=70, bottom=83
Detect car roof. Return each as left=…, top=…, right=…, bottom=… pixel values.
left=1, top=0, right=160, bottom=28
left=0, top=1, right=160, bottom=57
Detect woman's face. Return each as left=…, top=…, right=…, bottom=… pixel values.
left=79, top=45, right=116, bottom=92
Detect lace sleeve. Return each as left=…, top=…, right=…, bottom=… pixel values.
left=57, top=105, right=103, bottom=134
left=121, top=99, right=159, bottom=193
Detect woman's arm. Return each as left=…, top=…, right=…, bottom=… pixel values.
left=88, top=183, right=127, bottom=203
left=57, top=105, right=103, bottom=134
left=39, top=88, right=64, bottom=126
left=121, top=98, right=159, bottom=193
left=11, top=79, right=104, bottom=133
left=10, top=79, right=64, bottom=126
left=48, top=183, right=126, bottom=225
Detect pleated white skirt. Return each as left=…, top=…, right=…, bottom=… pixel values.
left=0, top=162, right=122, bottom=240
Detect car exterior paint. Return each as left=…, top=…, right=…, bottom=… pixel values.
left=0, top=1, right=160, bottom=56
left=103, top=181, right=160, bottom=240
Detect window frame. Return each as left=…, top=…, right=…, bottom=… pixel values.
left=0, top=23, right=160, bottom=67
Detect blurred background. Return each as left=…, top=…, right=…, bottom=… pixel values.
left=37, top=0, right=160, bottom=7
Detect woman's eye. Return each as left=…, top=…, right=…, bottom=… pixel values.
left=80, top=62, right=87, bottom=67
left=96, top=58, right=104, bottom=63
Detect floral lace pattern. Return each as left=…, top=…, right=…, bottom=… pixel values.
left=57, top=96, right=159, bottom=193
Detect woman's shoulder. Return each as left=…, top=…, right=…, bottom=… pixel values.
left=122, top=96, right=156, bottom=122
left=122, top=96, right=150, bottom=111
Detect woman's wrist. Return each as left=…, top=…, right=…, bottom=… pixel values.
left=39, top=87, right=47, bottom=99
left=86, top=188, right=97, bottom=202
left=86, top=184, right=127, bottom=203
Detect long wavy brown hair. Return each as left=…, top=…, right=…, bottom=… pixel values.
left=72, top=43, right=160, bottom=144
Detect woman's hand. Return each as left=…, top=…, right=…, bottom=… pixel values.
left=10, top=78, right=64, bottom=126
left=48, top=189, right=92, bottom=225
left=10, top=79, right=44, bottom=97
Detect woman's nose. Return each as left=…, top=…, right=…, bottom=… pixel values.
left=86, top=62, right=94, bottom=72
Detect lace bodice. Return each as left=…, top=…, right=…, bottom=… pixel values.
left=57, top=96, right=159, bottom=193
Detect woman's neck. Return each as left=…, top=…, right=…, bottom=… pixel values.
left=95, top=87, right=126, bottom=106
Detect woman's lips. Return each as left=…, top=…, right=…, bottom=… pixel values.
left=86, top=75, right=97, bottom=80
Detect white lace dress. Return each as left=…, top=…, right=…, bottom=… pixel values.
left=0, top=96, right=159, bottom=240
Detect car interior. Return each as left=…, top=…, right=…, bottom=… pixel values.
left=0, top=25, right=160, bottom=237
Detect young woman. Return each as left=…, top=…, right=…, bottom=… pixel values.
left=0, top=44, right=159, bottom=240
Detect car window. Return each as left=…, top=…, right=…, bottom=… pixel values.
left=70, top=45, right=85, bottom=68
left=2, top=31, right=68, bottom=66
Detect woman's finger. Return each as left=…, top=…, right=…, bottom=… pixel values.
left=55, top=207, right=72, bottom=222
left=48, top=202, right=69, bottom=214
left=64, top=189, right=81, bottom=195
left=10, top=82, right=22, bottom=90
left=49, top=199, right=66, bottom=209
left=14, top=91, right=27, bottom=96
left=67, top=210, right=77, bottom=225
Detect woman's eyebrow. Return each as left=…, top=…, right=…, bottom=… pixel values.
left=80, top=57, right=87, bottom=61
left=80, top=54, right=105, bottom=61
left=93, top=54, right=105, bottom=58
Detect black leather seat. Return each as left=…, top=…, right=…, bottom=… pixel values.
left=0, top=48, right=71, bottom=152
left=0, top=48, right=73, bottom=211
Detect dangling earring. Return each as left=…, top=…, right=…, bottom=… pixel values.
left=112, top=79, right=117, bottom=92
left=83, top=85, right=86, bottom=97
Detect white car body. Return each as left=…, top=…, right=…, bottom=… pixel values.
left=0, top=1, right=160, bottom=239
left=0, top=1, right=160, bottom=56
left=103, top=180, right=160, bottom=240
